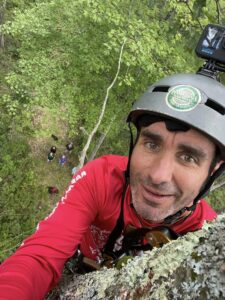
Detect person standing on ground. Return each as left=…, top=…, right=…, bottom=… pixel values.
left=59, top=154, right=66, bottom=166
left=48, top=186, right=59, bottom=194
left=66, top=142, right=74, bottom=153
left=50, top=146, right=57, bottom=154
left=71, top=166, right=79, bottom=176
left=47, top=152, right=55, bottom=162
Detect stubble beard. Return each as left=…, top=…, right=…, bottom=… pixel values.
left=131, top=187, right=177, bottom=222
left=130, top=173, right=182, bottom=223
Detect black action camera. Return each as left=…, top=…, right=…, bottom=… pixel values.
left=196, top=24, right=225, bottom=64
left=195, top=24, right=225, bottom=79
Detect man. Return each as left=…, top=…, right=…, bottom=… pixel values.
left=47, top=151, right=55, bottom=162
left=0, top=73, right=225, bottom=299
left=66, top=142, right=74, bottom=153
left=59, top=154, right=66, bottom=166
left=48, top=186, right=59, bottom=194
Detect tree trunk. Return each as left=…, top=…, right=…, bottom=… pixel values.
left=210, top=175, right=225, bottom=192
left=0, top=0, right=6, bottom=49
left=88, top=116, right=116, bottom=161
left=47, top=213, right=225, bottom=299
left=77, top=39, right=126, bottom=170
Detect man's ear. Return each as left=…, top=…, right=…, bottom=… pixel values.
left=211, top=160, right=225, bottom=175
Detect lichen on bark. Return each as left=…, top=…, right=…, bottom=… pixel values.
left=47, top=213, right=225, bottom=300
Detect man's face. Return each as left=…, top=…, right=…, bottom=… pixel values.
left=130, top=121, right=218, bottom=223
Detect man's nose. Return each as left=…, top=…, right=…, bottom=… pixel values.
left=149, top=153, right=174, bottom=185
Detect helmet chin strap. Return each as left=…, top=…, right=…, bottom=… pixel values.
left=163, top=203, right=196, bottom=225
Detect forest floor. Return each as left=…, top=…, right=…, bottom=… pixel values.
left=28, top=106, right=79, bottom=212
left=0, top=105, right=80, bottom=261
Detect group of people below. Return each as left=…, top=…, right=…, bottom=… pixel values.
left=47, top=142, right=74, bottom=165
left=47, top=142, right=75, bottom=195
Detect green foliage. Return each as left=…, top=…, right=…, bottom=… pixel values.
left=0, top=135, right=37, bottom=260
left=2, top=0, right=210, bottom=155
left=0, top=100, right=72, bottom=260
left=207, top=188, right=225, bottom=214
left=207, top=174, right=225, bottom=213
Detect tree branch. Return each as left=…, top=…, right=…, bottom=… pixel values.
left=87, top=115, right=116, bottom=162
left=210, top=179, right=225, bottom=192
left=215, top=0, right=221, bottom=24
left=78, top=38, right=127, bottom=169
left=0, top=0, right=6, bottom=48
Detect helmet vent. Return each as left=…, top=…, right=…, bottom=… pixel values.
left=152, top=86, right=170, bottom=92
left=205, top=99, right=225, bottom=115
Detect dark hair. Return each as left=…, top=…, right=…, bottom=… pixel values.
left=136, top=114, right=190, bottom=132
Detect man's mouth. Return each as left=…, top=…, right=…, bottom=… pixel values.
left=141, top=184, right=174, bottom=205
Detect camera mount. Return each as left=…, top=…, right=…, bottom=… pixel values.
left=195, top=24, right=225, bottom=80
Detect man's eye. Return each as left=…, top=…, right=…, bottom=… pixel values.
left=180, top=154, right=197, bottom=164
left=145, top=142, right=159, bottom=151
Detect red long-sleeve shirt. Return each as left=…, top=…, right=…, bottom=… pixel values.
left=0, top=155, right=217, bottom=299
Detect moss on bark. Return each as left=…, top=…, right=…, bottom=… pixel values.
left=47, top=213, right=225, bottom=300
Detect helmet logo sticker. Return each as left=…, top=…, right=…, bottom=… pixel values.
left=166, top=85, right=201, bottom=111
